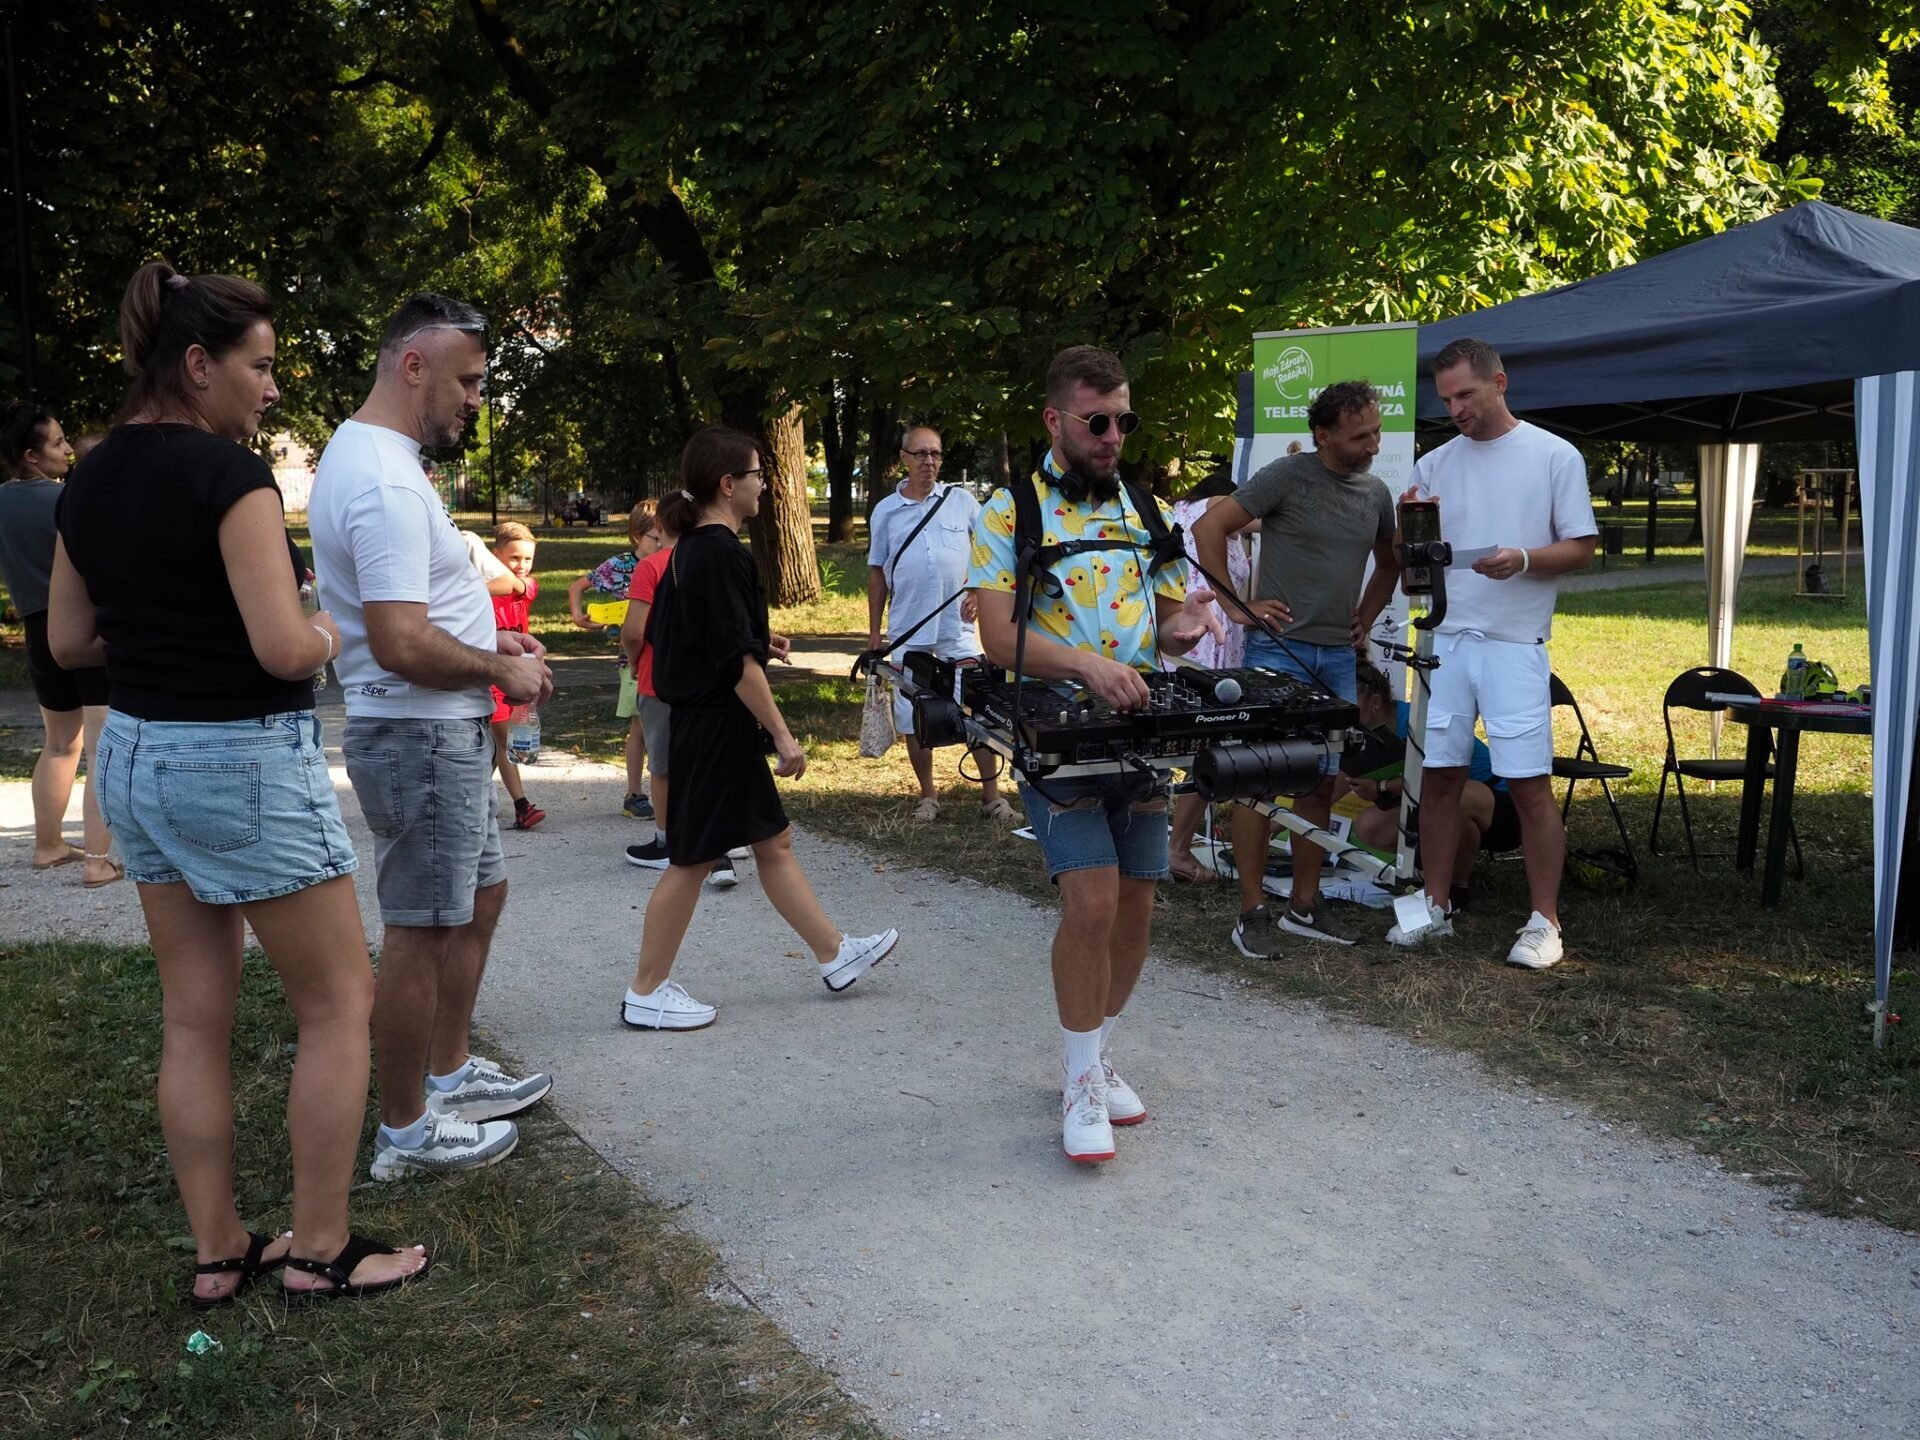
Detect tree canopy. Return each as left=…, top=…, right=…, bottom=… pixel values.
left=5, top=0, right=1914, bottom=598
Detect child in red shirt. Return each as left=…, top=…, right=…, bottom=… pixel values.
left=489, top=522, right=544, bottom=829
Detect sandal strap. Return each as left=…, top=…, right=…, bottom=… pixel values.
left=282, top=1232, right=400, bottom=1291
left=194, top=1230, right=277, bottom=1277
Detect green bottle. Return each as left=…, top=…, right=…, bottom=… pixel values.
left=1781, top=643, right=1808, bottom=699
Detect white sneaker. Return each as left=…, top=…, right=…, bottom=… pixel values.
left=1100, top=1057, right=1147, bottom=1126
left=1507, top=912, right=1564, bottom=969
left=820, top=928, right=898, bottom=992
left=705, top=858, right=738, bottom=889
left=727, top=847, right=751, bottom=860
left=1062, top=1064, right=1115, bottom=1163
left=1386, top=894, right=1455, bottom=947
left=621, top=979, right=718, bottom=1030
left=424, top=1055, right=552, bottom=1122
left=370, top=1115, right=519, bottom=1181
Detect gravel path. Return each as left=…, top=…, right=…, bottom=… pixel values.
left=4, top=743, right=1915, bottom=1440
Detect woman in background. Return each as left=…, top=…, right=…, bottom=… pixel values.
left=0, top=401, right=117, bottom=886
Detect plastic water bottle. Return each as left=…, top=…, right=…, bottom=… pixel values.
left=506, top=704, right=541, bottom=764
left=298, top=580, right=327, bottom=691
left=1780, top=643, right=1808, bottom=699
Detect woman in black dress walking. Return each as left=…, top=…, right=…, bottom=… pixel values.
left=621, top=426, right=898, bottom=1029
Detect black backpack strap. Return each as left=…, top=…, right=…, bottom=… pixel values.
left=1123, top=478, right=1186, bottom=579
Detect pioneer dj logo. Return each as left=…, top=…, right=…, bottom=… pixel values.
left=1196, top=709, right=1252, bottom=725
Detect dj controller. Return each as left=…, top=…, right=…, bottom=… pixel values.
left=954, top=664, right=1357, bottom=770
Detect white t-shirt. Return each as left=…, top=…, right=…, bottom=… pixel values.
left=1410, top=420, right=1596, bottom=643
left=309, top=419, right=498, bottom=718
left=867, top=481, right=982, bottom=659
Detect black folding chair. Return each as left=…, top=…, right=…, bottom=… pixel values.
left=1649, top=666, right=1803, bottom=875
left=1549, top=674, right=1636, bottom=863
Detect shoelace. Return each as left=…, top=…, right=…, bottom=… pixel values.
left=635, top=980, right=698, bottom=1008
left=427, top=1116, right=483, bottom=1145
left=1064, top=1069, right=1108, bottom=1126
left=1513, top=923, right=1555, bottom=952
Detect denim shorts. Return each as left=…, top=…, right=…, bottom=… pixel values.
left=94, top=709, right=358, bottom=904
left=342, top=716, right=504, bottom=928
left=1016, top=771, right=1170, bottom=882
left=1243, top=635, right=1358, bottom=779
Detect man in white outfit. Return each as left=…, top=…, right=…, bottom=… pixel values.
left=311, top=293, right=556, bottom=1179
left=866, top=425, right=1012, bottom=822
left=1391, top=337, right=1597, bottom=968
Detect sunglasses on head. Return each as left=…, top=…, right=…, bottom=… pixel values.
left=1060, top=408, right=1140, bottom=439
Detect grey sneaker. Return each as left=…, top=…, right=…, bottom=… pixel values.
left=370, top=1115, right=518, bottom=1181
left=1232, top=904, right=1284, bottom=959
left=425, top=1054, right=552, bottom=1122
left=1278, top=901, right=1358, bottom=947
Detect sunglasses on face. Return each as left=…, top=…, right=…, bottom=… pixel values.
left=1060, top=408, right=1140, bottom=439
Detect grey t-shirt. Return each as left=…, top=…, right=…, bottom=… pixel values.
left=0, top=477, right=62, bottom=617
left=1237, top=451, right=1395, bottom=646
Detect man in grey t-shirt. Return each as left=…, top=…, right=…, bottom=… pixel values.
left=1192, top=379, right=1399, bottom=954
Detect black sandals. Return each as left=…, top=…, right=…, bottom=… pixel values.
left=279, top=1233, right=431, bottom=1305
left=187, top=1230, right=287, bottom=1311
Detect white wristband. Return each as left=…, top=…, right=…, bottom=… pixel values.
left=1518, top=548, right=1531, bottom=574
left=312, top=624, right=334, bottom=662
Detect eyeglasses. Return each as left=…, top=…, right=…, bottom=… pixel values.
left=1060, top=408, right=1140, bottom=439
left=903, top=448, right=944, bottom=462
left=730, top=468, right=764, bottom=482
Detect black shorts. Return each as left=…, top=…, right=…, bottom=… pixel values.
left=1481, top=788, right=1522, bottom=853
left=22, top=610, right=109, bottom=712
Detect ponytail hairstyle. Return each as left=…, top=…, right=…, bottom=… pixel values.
left=118, top=260, right=273, bottom=420
left=678, top=425, right=760, bottom=510
left=654, top=488, right=697, bottom=540
left=1, top=400, right=53, bottom=472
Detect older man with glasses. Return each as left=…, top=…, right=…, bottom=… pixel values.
left=865, top=424, right=1013, bottom=823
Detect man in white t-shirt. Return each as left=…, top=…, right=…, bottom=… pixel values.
left=311, top=293, right=556, bottom=1181
left=1392, top=337, right=1597, bottom=968
left=865, top=425, right=1011, bottom=822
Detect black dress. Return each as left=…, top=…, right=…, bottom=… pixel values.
left=647, top=523, right=789, bottom=865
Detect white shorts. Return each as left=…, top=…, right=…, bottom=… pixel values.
left=893, top=649, right=981, bottom=736
left=1423, top=633, right=1553, bottom=779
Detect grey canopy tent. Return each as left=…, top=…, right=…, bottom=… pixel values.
left=1410, top=201, right=1920, bottom=1044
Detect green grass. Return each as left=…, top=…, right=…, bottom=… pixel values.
left=541, top=569, right=1917, bottom=1231
left=0, top=940, right=887, bottom=1440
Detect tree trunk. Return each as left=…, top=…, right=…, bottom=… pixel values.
left=992, top=431, right=1011, bottom=489
left=742, top=400, right=820, bottom=607
left=821, top=377, right=862, bottom=543
left=863, top=398, right=902, bottom=519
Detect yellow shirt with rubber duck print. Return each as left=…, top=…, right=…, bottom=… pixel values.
left=968, top=464, right=1188, bottom=671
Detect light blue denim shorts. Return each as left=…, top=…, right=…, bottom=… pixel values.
left=342, top=716, right=504, bottom=928
left=1015, top=771, right=1170, bottom=883
left=1243, top=635, right=1358, bottom=778
left=94, top=709, right=358, bottom=905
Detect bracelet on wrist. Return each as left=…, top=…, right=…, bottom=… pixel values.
left=1518, top=548, right=1532, bottom=574
left=312, top=624, right=334, bottom=663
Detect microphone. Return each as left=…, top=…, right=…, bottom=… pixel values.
left=1168, top=653, right=1243, bottom=704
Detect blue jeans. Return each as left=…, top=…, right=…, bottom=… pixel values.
left=1016, top=771, right=1170, bottom=882
left=95, top=709, right=357, bottom=904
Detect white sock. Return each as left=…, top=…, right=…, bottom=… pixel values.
left=1528, top=910, right=1559, bottom=933
left=379, top=1111, right=430, bottom=1149
left=426, top=1062, right=469, bottom=1093
left=1062, top=1025, right=1103, bottom=1082
left=1098, top=1014, right=1119, bottom=1054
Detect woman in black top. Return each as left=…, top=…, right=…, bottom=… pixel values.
left=0, top=400, right=117, bottom=885
left=47, top=262, right=426, bottom=1305
left=619, top=426, right=899, bottom=1030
